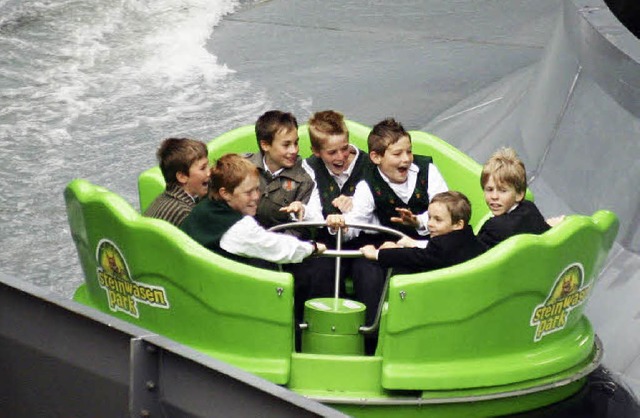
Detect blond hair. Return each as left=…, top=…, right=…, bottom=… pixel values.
left=308, top=110, right=349, bottom=151
left=480, top=147, right=527, bottom=194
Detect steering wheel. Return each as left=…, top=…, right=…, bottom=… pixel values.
left=268, top=221, right=408, bottom=334
left=267, top=221, right=409, bottom=258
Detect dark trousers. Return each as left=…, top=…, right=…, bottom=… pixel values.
left=284, top=257, right=335, bottom=325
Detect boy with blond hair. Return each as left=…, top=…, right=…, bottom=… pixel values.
left=477, top=147, right=553, bottom=248
left=144, top=137, right=210, bottom=227
left=361, top=191, right=486, bottom=274
left=302, top=110, right=372, bottom=217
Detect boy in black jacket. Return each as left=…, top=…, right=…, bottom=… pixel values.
left=360, top=191, right=486, bottom=274
left=477, top=147, right=559, bottom=248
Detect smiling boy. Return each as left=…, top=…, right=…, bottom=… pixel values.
left=181, top=154, right=325, bottom=267
left=302, top=110, right=372, bottom=218
left=324, top=118, right=448, bottom=350
left=476, top=147, right=552, bottom=248
left=144, top=137, right=210, bottom=227
left=360, top=191, right=486, bottom=274
left=326, top=117, right=448, bottom=242
left=244, top=110, right=319, bottom=231
left=244, top=110, right=334, bottom=331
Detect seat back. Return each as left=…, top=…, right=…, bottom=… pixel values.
left=66, top=179, right=295, bottom=383
left=380, top=210, right=619, bottom=390
left=137, top=122, right=496, bottom=227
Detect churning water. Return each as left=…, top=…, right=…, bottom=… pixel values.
left=0, top=0, right=269, bottom=296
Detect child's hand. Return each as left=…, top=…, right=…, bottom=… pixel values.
left=326, top=214, right=348, bottom=232
left=546, top=215, right=566, bottom=227
left=391, top=207, right=420, bottom=228
left=396, top=236, right=419, bottom=248
left=332, top=195, right=353, bottom=213
left=380, top=241, right=402, bottom=249
left=280, top=201, right=305, bottom=221
left=360, top=245, right=379, bottom=260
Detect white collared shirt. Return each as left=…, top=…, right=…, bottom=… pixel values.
left=220, top=216, right=314, bottom=263
left=262, top=156, right=285, bottom=178
left=342, top=162, right=448, bottom=240
left=302, top=146, right=360, bottom=221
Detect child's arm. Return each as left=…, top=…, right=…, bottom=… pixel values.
left=302, top=185, right=325, bottom=221
left=220, top=216, right=326, bottom=263
left=390, top=207, right=420, bottom=228
left=329, top=181, right=377, bottom=240
left=360, top=245, right=379, bottom=260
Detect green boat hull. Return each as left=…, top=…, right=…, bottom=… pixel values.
left=66, top=121, right=619, bottom=415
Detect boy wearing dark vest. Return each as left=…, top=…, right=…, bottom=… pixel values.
left=326, top=117, right=449, bottom=241
left=144, top=138, right=210, bottom=227
left=301, top=111, right=383, bottom=354
left=181, top=152, right=325, bottom=278
left=477, top=147, right=560, bottom=249
left=361, top=191, right=486, bottom=274
left=326, top=118, right=448, bottom=353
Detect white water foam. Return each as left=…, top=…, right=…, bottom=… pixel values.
left=0, top=0, right=268, bottom=296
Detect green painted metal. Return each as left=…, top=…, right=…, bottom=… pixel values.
left=66, top=122, right=620, bottom=415
left=302, top=297, right=366, bottom=355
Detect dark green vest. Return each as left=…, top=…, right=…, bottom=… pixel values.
left=305, top=150, right=372, bottom=217
left=181, top=199, right=278, bottom=270
left=180, top=198, right=243, bottom=255
left=364, top=155, right=432, bottom=238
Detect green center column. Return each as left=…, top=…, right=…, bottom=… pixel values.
left=301, top=297, right=366, bottom=355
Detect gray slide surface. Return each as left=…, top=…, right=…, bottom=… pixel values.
left=209, top=0, right=640, bottom=398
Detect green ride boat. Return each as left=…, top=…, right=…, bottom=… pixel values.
left=65, top=121, right=619, bottom=417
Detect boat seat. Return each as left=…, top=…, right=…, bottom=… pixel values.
left=65, top=179, right=295, bottom=384
left=379, top=210, right=618, bottom=391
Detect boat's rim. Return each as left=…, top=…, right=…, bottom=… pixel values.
left=306, top=335, right=603, bottom=405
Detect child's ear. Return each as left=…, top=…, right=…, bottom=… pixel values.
left=176, top=171, right=189, bottom=185
left=311, top=147, right=321, bottom=158
left=452, top=219, right=465, bottom=231
left=259, top=140, right=270, bottom=153
left=516, top=190, right=526, bottom=203
left=219, top=187, right=231, bottom=202
left=369, top=151, right=382, bottom=165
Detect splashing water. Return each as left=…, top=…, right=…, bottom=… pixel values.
left=0, top=0, right=269, bottom=296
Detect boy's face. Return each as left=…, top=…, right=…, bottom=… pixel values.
left=483, top=175, right=525, bottom=216
left=370, top=135, right=413, bottom=184
left=178, top=157, right=210, bottom=198
left=260, top=127, right=299, bottom=172
left=427, top=201, right=464, bottom=237
left=222, top=174, right=261, bottom=216
left=313, top=134, right=353, bottom=176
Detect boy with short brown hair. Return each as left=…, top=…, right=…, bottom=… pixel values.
left=326, top=118, right=448, bottom=351
left=361, top=191, right=486, bottom=274
left=144, top=137, right=210, bottom=227
left=245, top=110, right=318, bottom=230
left=245, top=110, right=333, bottom=331
left=327, top=117, right=449, bottom=241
